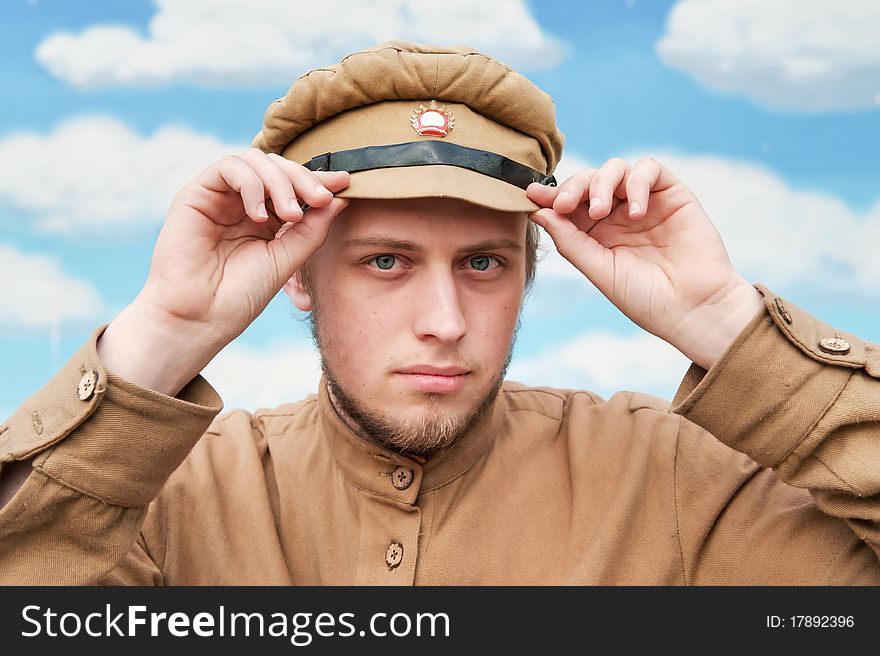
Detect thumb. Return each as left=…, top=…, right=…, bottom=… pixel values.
left=269, top=197, right=349, bottom=285
left=530, top=208, right=612, bottom=292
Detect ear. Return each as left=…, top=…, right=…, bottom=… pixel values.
left=283, top=271, right=312, bottom=312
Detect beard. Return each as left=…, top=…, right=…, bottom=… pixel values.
left=307, top=309, right=518, bottom=457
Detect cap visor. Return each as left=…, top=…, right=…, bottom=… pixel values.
left=333, top=165, right=540, bottom=212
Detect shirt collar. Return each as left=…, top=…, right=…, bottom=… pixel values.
left=316, top=376, right=505, bottom=502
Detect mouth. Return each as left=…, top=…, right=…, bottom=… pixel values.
left=394, top=365, right=471, bottom=394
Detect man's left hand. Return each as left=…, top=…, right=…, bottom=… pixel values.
left=527, top=157, right=764, bottom=370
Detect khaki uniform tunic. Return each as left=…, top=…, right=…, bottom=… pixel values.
left=1, top=285, right=879, bottom=584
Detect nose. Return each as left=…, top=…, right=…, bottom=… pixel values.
left=412, top=269, right=467, bottom=344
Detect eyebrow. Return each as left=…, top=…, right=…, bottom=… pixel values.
left=341, top=237, right=522, bottom=252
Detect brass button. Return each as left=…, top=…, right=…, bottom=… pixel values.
left=77, top=370, right=98, bottom=401
left=773, top=298, right=793, bottom=324
left=391, top=466, right=414, bottom=490
left=819, top=336, right=850, bottom=355
left=385, top=541, right=404, bottom=569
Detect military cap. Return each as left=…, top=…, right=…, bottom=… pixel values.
left=252, top=40, right=565, bottom=212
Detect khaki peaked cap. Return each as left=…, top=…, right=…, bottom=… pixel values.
left=252, top=41, right=565, bottom=211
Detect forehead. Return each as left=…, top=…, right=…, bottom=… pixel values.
left=329, top=198, right=527, bottom=245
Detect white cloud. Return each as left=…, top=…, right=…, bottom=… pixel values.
left=0, top=116, right=245, bottom=235
left=0, top=243, right=103, bottom=327
left=552, top=154, right=596, bottom=187
left=202, top=337, right=322, bottom=412
left=35, top=0, right=568, bottom=89
left=509, top=329, right=691, bottom=402
left=539, top=149, right=880, bottom=300
left=656, top=0, right=880, bottom=111
left=634, top=151, right=880, bottom=297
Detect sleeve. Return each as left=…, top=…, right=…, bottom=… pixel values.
left=0, top=324, right=223, bottom=585
left=668, top=283, right=880, bottom=584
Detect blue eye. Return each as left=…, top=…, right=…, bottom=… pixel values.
left=469, top=255, right=493, bottom=271
left=373, top=255, right=396, bottom=270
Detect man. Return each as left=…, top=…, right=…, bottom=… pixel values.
left=0, top=41, right=878, bottom=584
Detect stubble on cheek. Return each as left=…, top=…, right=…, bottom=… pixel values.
left=306, top=303, right=518, bottom=456
left=325, top=365, right=506, bottom=456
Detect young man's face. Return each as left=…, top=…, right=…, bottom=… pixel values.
left=285, top=197, right=528, bottom=455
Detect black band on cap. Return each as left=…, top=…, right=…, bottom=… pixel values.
left=302, top=141, right=557, bottom=190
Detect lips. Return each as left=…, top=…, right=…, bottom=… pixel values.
left=397, top=365, right=470, bottom=376
left=395, top=365, right=471, bottom=394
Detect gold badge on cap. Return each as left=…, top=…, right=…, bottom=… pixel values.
left=411, top=100, right=454, bottom=137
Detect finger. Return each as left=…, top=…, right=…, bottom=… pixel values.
left=211, top=155, right=268, bottom=223
left=588, top=158, right=630, bottom=220
left=268, top=197, right=349, bottom=284
left=526, top=181, right=559, bottom=208
left=622, top=157, right=660, bottom=219
left=315, top=170, right=351, bottom=194
left=552, top=168, right=598, bottom=214
left=532, top=180, right=603, bottom=232
left=239, top=148, right=304, bottom=222
left=553, top=201, right=601, bottom=234
left=267, top=153, right=345, bottom=208
left=529, top=208, right=612, bottom=294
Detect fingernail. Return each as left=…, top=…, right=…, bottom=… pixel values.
left=257, top=201, right=269, bottom=219
left=290, top=202, right=304, bottom=217
left=629, top=202, right=641, bottom=215
left=529, top=212, right=545, bottom=228
left=590, top=197, right=602, bottom=209
left=557, top=191, right=571, bottom=201
left=316, top=186, right=332, bottom=196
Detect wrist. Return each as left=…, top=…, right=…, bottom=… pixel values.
left=97, top=300, right=226, bottom=397
left=672, top=281, right=765, bottom=371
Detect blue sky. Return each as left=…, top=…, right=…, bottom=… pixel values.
left=2, top=0, right=879, bottom=418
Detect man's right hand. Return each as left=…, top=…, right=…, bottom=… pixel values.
left=97, top=149, right=350, bottom=397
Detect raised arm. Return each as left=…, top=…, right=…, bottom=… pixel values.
left=0, top=150, right=350, bottom=583
left=528, top=158, right=879, bottom=581
left=669, top=288, right=880, bottom=582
